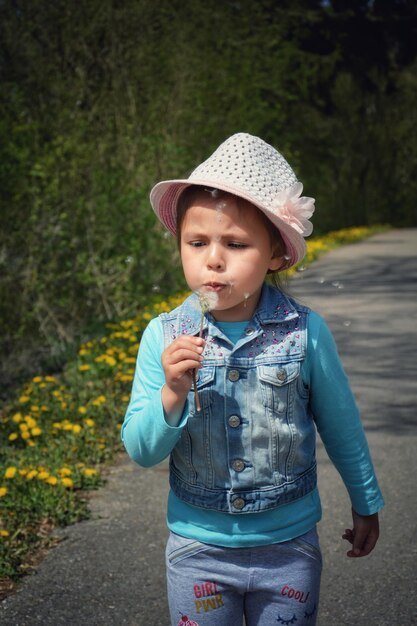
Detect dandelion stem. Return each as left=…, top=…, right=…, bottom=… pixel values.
left=192, top=310, right=205, bottom=412
left=192, top=291, right=219, bottom=412
left=192, top=370, right=201, bottom=412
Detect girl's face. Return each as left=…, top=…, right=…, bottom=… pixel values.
left=180, top=193, right=283, bottom=321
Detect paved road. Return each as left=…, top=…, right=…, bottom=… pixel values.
left=1, top=229, right=416, bottom=626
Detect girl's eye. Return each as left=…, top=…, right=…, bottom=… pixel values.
left=228, top=242, right=247, bottom=249
left=189, top=241, right=206, bottom=247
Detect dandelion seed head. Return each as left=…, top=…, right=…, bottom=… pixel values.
left=197, top=290, right=219, bottom=313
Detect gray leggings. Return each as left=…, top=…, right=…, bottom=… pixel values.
left=166, top=527, right=322, bottom=626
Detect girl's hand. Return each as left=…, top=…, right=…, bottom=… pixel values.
left=342, top=509, right=380, bottom=558
left=161, top=336, right=205, bottom=423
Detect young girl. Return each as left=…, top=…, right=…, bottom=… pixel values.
left=122, top=133, right=383, bottom=626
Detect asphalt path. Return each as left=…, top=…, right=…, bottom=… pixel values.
left=1, top=228, right=416, bottom=626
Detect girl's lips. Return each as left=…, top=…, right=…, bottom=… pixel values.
left=204, top=282, right=225, bottom=292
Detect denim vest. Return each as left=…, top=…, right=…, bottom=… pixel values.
left=160, top=283, right=316, bottom=514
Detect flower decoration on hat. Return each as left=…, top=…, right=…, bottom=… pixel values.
left=270, top=182, right=315, bottom=237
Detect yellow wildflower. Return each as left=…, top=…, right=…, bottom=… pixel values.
left=120, top=374, right=133, bottom=382
left=95, top=354, right=117, bottom=367
left=61, top=477, right=74, bottom=488
left=58, top=467, right=72, bottom=477
left=30, top=405, right=40, bottom=413
left=8, top=433, right=18, bottom=441
left=25, top=416, right=37, bottom=429
left=83, top=468, right=97, bottom=477
left=0, top=530, right=10, bottom=537
left=84, top=418, right=95, bottom=428
left=79, top=364, right=91, bottom=372
left=0, top=487, right=8, bottom=497
left=72, top=424, right=82, bottom=434
left=38, top=471, right=49, bottom=480
left=92, top=395, right=106, bottom=406
left=46, top=476, right=58, bottom=486
left=19, top=395, right=30, bottom=404
left=12, top=412, right=23, bottom=423
left=31, top=427, right=42, bottom=436
left=45, top=376, right=57, bottom=382
left=78, top=406, right=87, bottom=414
left=26, top=470, right=38, bottom=480
left=4, top=467, right=17, bottom=479
left=21, top=431, right=30, bottom=440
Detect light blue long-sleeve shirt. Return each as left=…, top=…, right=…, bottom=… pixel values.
left=122, top=308, right=384, bottom=547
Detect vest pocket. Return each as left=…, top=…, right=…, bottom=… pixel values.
left=258, top=362, right=301, bottom=413
left=175, top=365, right=216, bottom=485
left=258, top=363, right=302, bottom=482
left=258, top=362, right=301, bottom=389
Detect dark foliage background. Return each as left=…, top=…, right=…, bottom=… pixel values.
left=1, top=0, right=416, bottom=394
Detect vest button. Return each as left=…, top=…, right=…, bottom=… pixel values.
left=245, top=327, right=255, bottom=336
left=232, top=497, right=245, bottom=510
left=228, top=369, right=240, bottom=382
left=276, top=368, right=287, bottom=382
left=232, top=459, right=245, bottom=472
left=228, top=415, right=241, bottom=428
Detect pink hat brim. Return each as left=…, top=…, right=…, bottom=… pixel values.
left=150, top=178, right=306, bottom=270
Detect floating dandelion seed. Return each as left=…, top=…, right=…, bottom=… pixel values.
left=215, top=200, right=226, bottom=221
left=207, top=187, right=220, bottom=198
left=191, top=291, right=219, bottom=411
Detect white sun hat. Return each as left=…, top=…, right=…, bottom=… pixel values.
left=150, top=132, right=315, bottom=269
